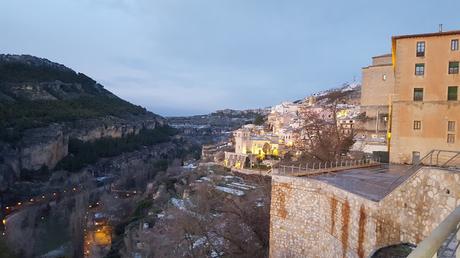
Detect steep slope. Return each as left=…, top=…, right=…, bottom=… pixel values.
left=0, top=54, right=167, bottom=189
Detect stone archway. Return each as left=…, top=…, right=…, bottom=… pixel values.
left=371, top=243, right=416, bottom=258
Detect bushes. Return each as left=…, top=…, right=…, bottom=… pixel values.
left=0, top=96, right=148, bottom=142
left=0, top=61, right=95, bottom=85
left=56, top=126, right=177, bottom=172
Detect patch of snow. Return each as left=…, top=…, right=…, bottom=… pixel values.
left=171, top=198, right=187, bottom=210
left=231, top=182, right=256, bottom=189
left=226, top=183, right=250, bottom=191
left=157, top=212, right=165, bottom=218
left=94, top=212, right=105, bottom=219
left=195, top=179, right=203, bottom=183
left=215, top=186, right=245, bottom=196
left=183, top=163, right=197, bottom=169
left=193, top=236, right=207, bottom=249
left=211, top=250, right=224, bottom=258
left=200, top=176, right=212, bottom=182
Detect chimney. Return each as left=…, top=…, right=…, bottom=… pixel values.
left=439, top=24, right=443, bottom=32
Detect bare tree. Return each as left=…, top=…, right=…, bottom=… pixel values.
left=295, top=93, right=356, bottom=162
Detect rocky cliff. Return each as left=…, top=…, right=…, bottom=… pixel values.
left=0, top=54, right=166, bottom=189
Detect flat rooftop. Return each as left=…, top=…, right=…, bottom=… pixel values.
left=312, top=164, right=412, bottom=201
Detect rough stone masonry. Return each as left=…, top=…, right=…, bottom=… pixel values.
left=269, top=167, right=460, bottom=258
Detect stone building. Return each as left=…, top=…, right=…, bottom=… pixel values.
left=360, top=54, right=394, bottom=152
left=390, top=30, right=460, bottom=164
left=270, top=166, right=460, bottom=258
left=224, top=125, right=280, bottom=169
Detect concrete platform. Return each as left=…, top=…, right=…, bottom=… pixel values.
left=312, top=164, right=412, bottom=201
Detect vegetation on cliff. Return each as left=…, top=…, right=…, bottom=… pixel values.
left=0, top=55, right=155, bottom=143
left=0, top=97, right=149, bottom=142
left=55, top=126, right=177, bottom=172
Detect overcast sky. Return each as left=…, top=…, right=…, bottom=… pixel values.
left=1, top=0, right=460, bottom=116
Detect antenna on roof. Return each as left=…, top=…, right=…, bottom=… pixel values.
left=439, top=24, right=443, bottom=32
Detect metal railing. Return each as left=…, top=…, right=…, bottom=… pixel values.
left=417, top=150, right=460, bottom=168
left=408, top=205, right=460, bottom=258
left=274, top=157, right=381, bottom=177
left=382, top=150, right=460, bottom=198
left=404, top=150, right=460, bottom=258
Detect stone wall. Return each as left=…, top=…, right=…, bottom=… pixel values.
left=269, top=167, right=460, bottom=258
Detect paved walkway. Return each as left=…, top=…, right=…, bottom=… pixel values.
left=311, top=164, right=411, bottom=201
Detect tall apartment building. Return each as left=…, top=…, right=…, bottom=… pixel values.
left=360, top=54, right=394, bottom=150
left=390, top=30, right=460, bottom=164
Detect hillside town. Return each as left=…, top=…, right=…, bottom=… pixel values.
left=198, top=28, right=460, bottom=258
left=2, top=2, right=460, bottom=257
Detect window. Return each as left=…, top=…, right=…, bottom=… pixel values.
left=382, top=74, right=387, bottom=81
left=415, top=63, right=425, bottom=75
left=413, top=88, right=424, bottom=101
left=413, top=120, right=422, bottom=130
left=416, top=41, right=425, bottom=56
left=448, top=86, right=458, bottom=101
left=452, top=39, right=459, bottom=51
left=448, top=121, right=456, bottom=132
left=447, top=134, right=456, bottom=143
left=449, top=61, right=459, bottom=74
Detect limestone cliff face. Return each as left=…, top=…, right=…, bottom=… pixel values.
left=0, top=54, right=167, bottom=189
left=68, top=116, right=165, bottom=142
left=19, top=124, right=68, bottom=171
left=0, top=116, right=165, bottom=184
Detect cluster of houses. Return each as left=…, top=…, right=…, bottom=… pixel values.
left=220, top=29, right=460, bottom=169
left=223, top=85, right=362, bottom=169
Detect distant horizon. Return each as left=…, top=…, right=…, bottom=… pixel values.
left=2, top=0, right=460, bottom=116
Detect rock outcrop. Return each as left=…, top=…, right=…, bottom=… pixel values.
left=0, top=54, right=166, bottom=188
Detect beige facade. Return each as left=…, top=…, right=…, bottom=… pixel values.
left=390, top=30, right=460, bottom=164
left=360, top=54, right=394, bottom=142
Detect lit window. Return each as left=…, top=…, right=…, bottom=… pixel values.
left=413, top=120, right=422, bottom=130
left=448, top=121, right=456, bottom=132
left=382, top=74, right=387, bottom=81
left=416, top=41, right=425, bottom=57
left=413, top=88, right=424, bottom=101
left=415, top=63, right=425, bottom=76
left=449, top=61, right=459, bottom=74
left=452, top=39, right=459, bottom=51
left=448, top=86, right=458, bottom=101
left=447, top=134, right=456, bottom=143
